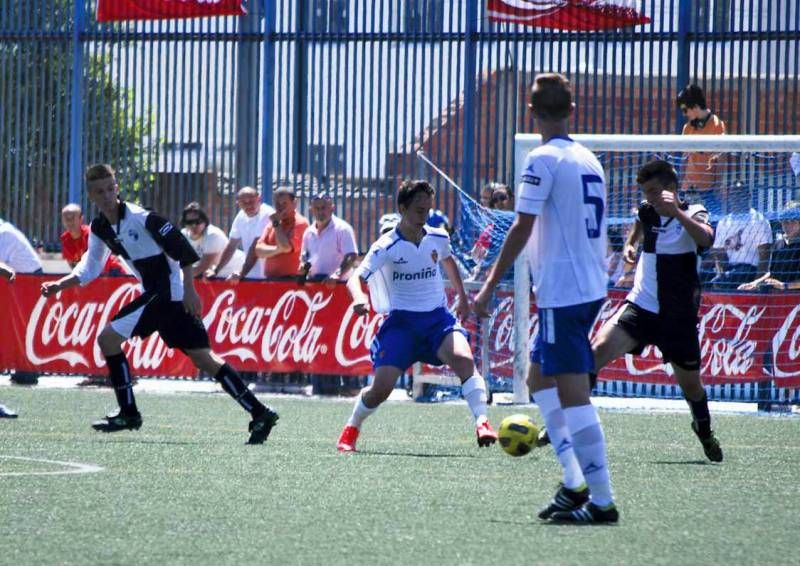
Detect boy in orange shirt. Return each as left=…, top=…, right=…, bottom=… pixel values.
left=677, top=84, right=726, bottom=216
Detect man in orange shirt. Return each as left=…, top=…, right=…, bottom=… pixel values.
left=255, top=187, right=309, bottom=278
left=677, top=84, right=726, bottom=216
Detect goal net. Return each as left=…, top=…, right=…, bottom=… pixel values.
left=435, top=134, right=800, bottom=407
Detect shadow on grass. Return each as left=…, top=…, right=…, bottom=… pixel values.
left=357, top=450, right=476, bottom=459
left=100, top=438, right=202, bottom=446
left=650, top=459, right=710, bottom=465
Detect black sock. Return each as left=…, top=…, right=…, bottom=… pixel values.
left=105, top=352, right=139, bottom=416
left=214, top=364, right=267, bottom=418
left=589, top=372, right=598, bottom=389
left=686, top=392, right=711, bottom=437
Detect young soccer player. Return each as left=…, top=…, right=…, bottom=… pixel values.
left=474, top=73, right=617, bottom=523
left=40, top=164, right=279, bottom=444
left=591, top=159, right=723, bottom=462
left=336, top=179, right=498, bottom=452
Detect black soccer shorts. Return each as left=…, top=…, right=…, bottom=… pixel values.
left=615, top=301, right=701, bottom=371
left=110, top=292, right=210, bottom=351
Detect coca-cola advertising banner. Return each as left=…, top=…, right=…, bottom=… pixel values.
left=1, top=276, right=381, bottom=377
left=2, top=277, right=799, bottom=387
left=96, top=0, right=246, bottom=22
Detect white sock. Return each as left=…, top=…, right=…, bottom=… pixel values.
left=346, top=394, right=377, bottom=429
left=461, top=374, right=488, bottom=424
left=563, top=404, right=614, bottom=507
left=533, top=387, right=585, bottom=490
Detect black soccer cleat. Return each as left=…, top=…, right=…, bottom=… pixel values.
left=247, top=409, right=279, bottom=445
left=91, top=410, right=143, bottom=432
left=535, top=427, right=551, bottom=448
left=549, top=501, right=619, bottom=524
left=692, top=421, right=723, bottom=462
left=538, top=483, right=590, bottom=520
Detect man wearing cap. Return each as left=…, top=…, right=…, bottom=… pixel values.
left=255, top=186, right=309, bottom=278
left=739, top=201, right=800, bottom=291
left=300, top=192, right=358, bottom=284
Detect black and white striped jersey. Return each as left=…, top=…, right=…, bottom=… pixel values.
left=73, top=201, right=199, bottom=300
left=627, top=201, right=711, bottom=318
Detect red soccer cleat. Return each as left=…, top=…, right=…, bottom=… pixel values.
left=476, top=419, right=498, bottom=447
left=337, top=425, right=360, bottom=452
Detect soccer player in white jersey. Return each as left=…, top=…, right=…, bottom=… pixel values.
left=591, top=160, right=723, bottom=462
left=336, top=180, right=498, bottom=452
left=474, top=73, right=617, bottom=523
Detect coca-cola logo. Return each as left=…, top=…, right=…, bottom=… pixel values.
left=25, top=283, right=173, bottom=369
left=334, top=306, right=384, bottom=367
left=699, top=303, right=764, bottom=377
left=772, top=303, right=800, bottom=377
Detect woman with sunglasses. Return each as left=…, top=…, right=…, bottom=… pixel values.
left=180, top=202, right=244, bottom=278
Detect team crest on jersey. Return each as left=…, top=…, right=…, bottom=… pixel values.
left=127, top=229, right=139, bottom=241
left=430, top=250, right=438, bottom=263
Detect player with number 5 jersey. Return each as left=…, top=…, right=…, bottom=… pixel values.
left=474, top=73, right=617, bottom=524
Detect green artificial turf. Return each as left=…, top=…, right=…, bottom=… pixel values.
left=1, top=388, right=798, bottom=565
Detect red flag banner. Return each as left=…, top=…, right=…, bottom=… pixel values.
left=487, top=0, right=650, bottom=30
left=96, top=0, right=246, bottom=22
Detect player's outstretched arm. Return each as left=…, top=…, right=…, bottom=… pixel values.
left=346, top=273, right=370, bottom=316
left=41, top=274, right=81, bottom=298
left=473, top=212, right=535, bottom=317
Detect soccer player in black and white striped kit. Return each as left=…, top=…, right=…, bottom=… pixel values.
left=592, top=159, right=723, bottom=462
left=41, top=164, right=278, bottom=444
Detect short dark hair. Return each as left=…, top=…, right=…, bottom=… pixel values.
left=181, top=201, right=210, bottom=227
left=676, top=84, right=707, bottom=109
left=529, top=73, right=573, bottom=121
left=397, top=179, right=435, bottom=209
left=636, top=160, right=679, bottom=188
left=85, top=163, right=115, bottom=183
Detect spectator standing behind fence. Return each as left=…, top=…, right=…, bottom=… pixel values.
left=255, top=186, right=309, bottom=278
left=706, top=183, right=772, bottom=289
left=739, top=202, right=800, bottom=291
left=469, top=182, right=512, bottom=281
left=1, top=217, right=43, bottom=385
left=205, top=186, right=274, bottom=282
left=300, top=191, right=357, bottom=284
left=61, top=203, right=125, bottom=275
left=677, top=84, right=726, bottom=216
left=181, top=202, right=244, bottom=279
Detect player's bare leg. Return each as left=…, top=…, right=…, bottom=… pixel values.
left=337, top=365, right=403, bottom=452
left=436, top=331, right=497, bottom=447
left=184, top=348, right=279, bottom=444
left=92, top=326, right=141, bottom=432
left=672, top=364, right=723, bottom=462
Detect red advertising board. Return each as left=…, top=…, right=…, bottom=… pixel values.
left=2, top=276, right=799, bottom=387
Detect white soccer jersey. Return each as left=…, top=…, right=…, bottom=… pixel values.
left=627, top=202, right=709, bottom=317
left=516, top=137, right=608, bottom=308
left=355, top=225, right=451, bottom=312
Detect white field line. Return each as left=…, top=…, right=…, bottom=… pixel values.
left=0, top=455, right=105, bottom=477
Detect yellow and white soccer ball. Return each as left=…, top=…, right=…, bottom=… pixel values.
left=498, top=414, right=539, bottom=457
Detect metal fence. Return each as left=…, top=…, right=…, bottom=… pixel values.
left=1, top=0, right=798, bottom=250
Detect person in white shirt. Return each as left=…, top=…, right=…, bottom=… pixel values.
left=336, top=179, right=498, bottom=453
left=180, top=202, right=244, bottom=279
left=205, top=186, right=274, bottom=282
left=0, top=218, right=43, bottom=275
left=707, top=183, right=773, bottom=289
left=300, top=192, right=358, bottom=283
left=474, top=73, right=617, bottom=524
